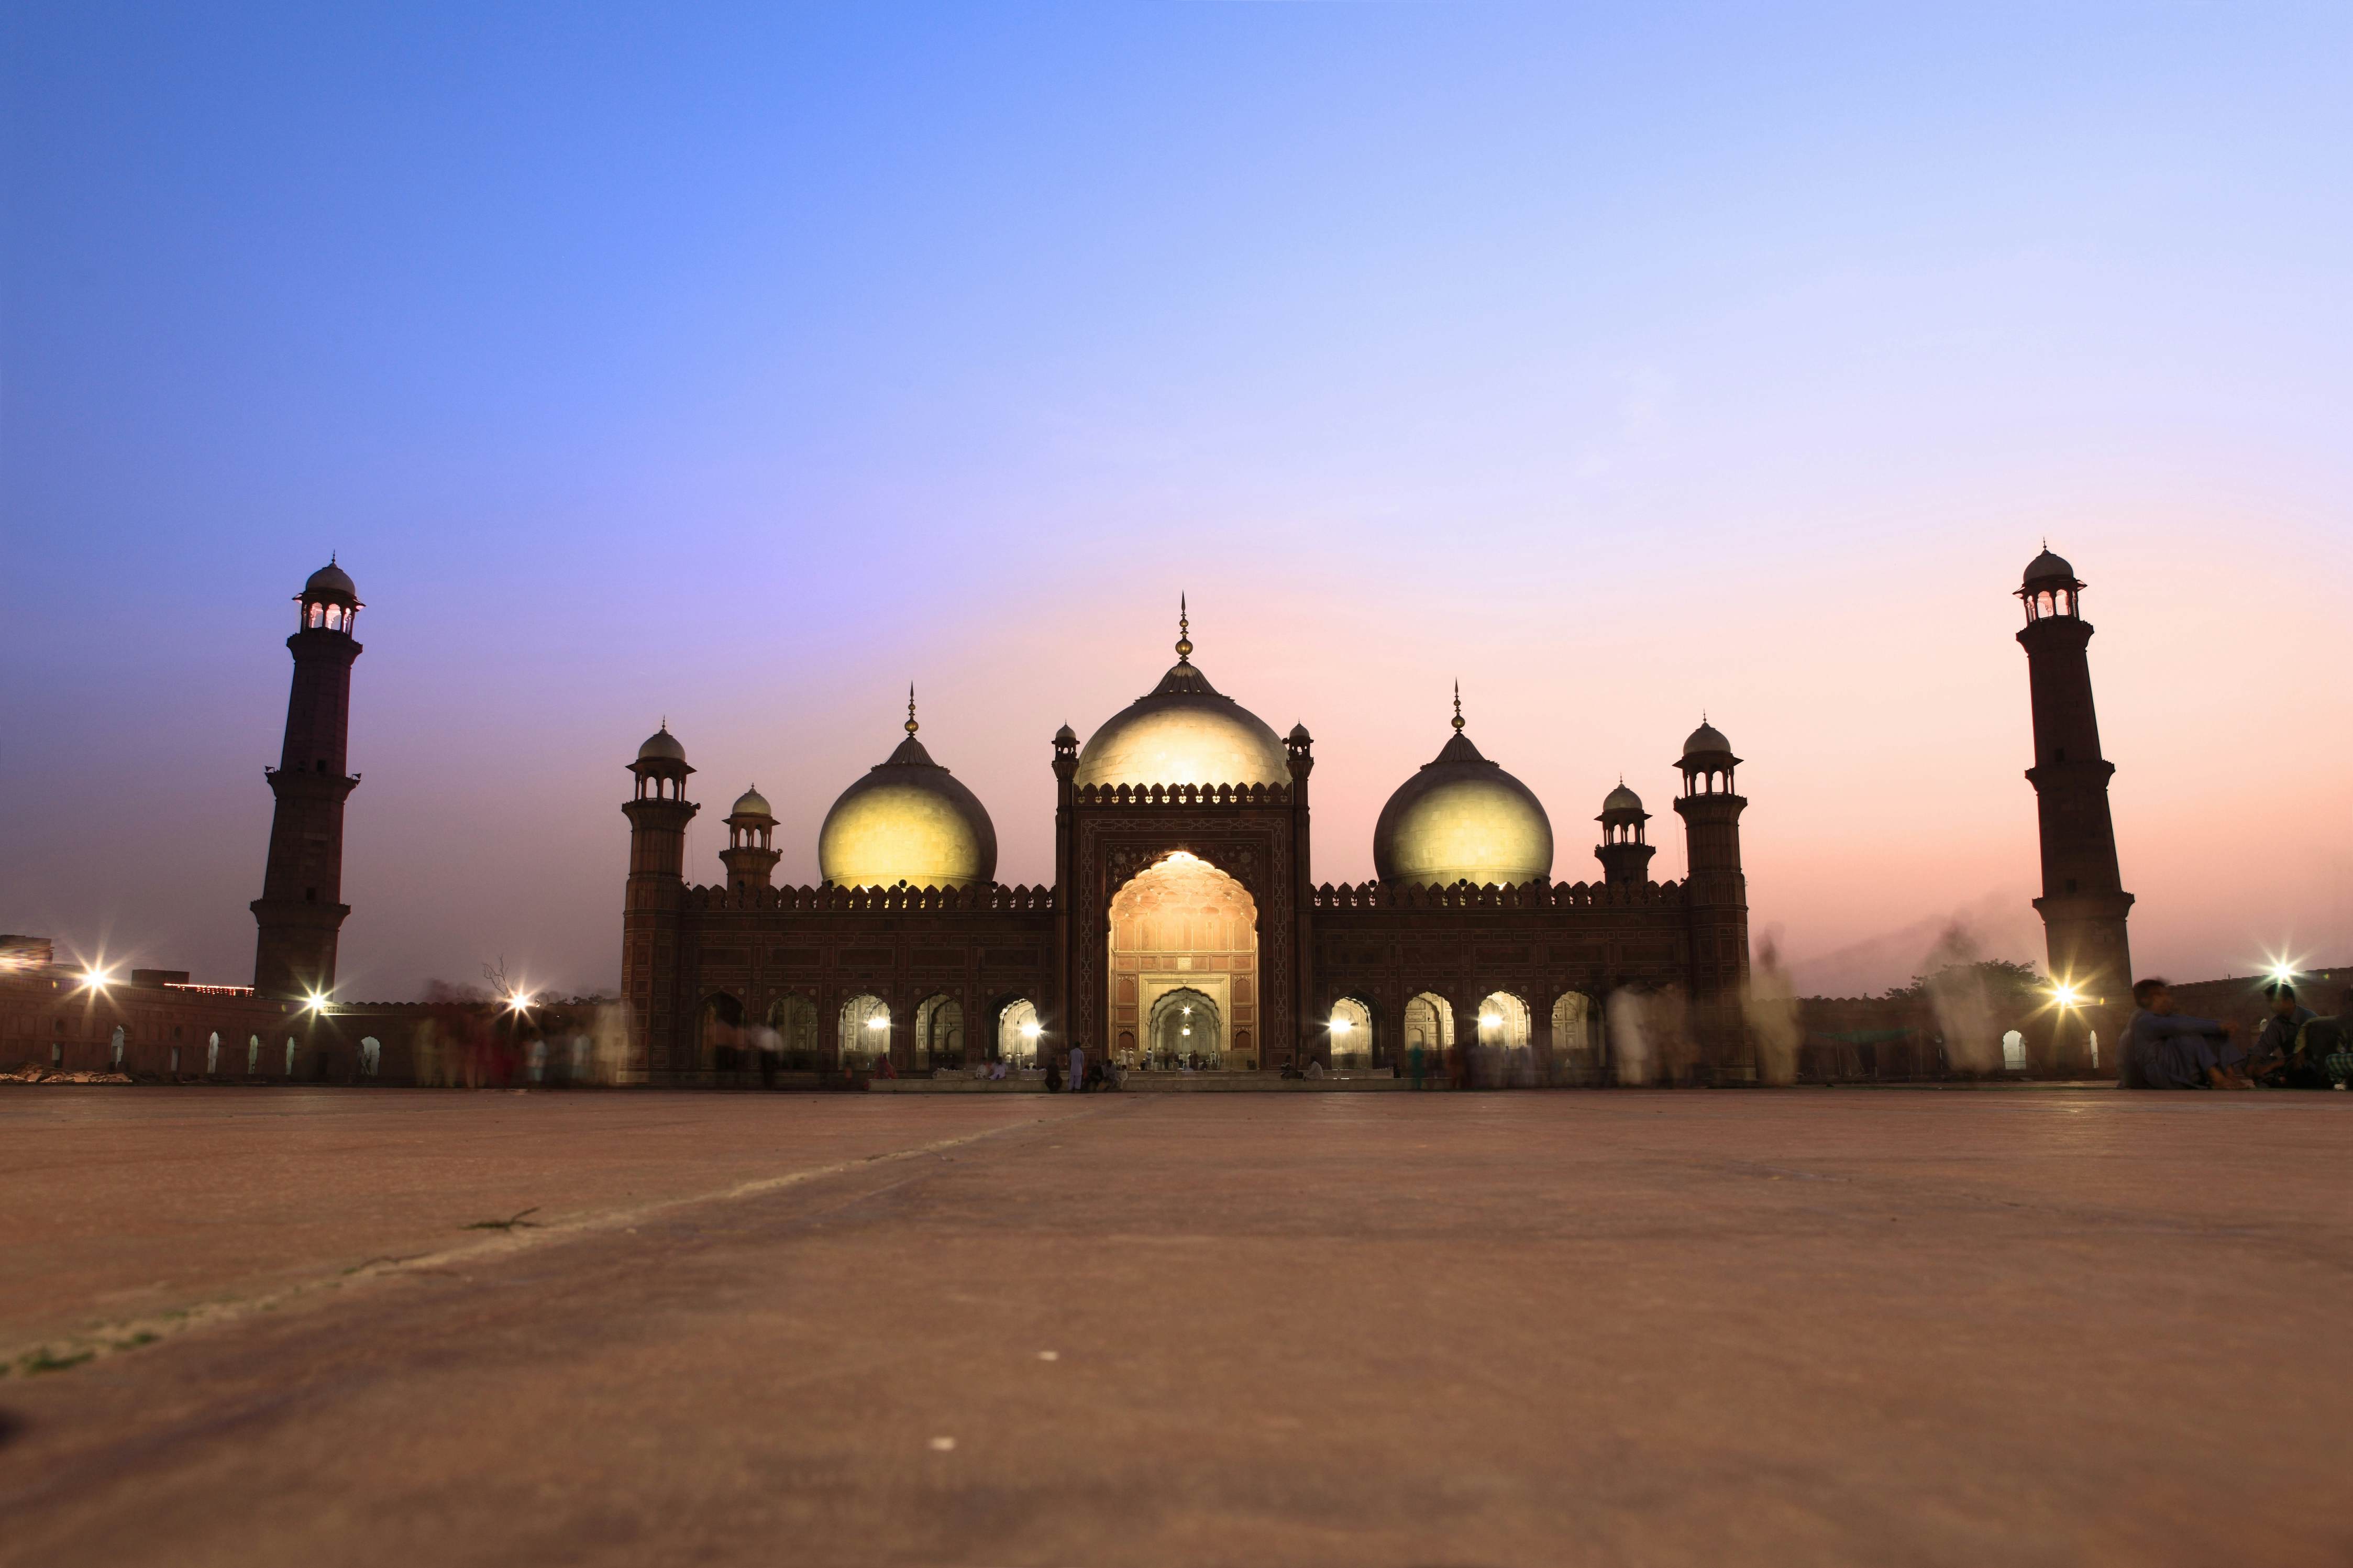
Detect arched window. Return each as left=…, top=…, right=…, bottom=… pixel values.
left=2001, top=1029, right=2026, bottom=1072
left=307, top=601, right=325, bottom=629
left=325, top=604, right=344, bottom=631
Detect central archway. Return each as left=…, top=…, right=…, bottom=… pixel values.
left=1108, top=851, right=1260, bottom=1068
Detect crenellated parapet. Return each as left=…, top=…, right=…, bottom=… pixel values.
left=1310, top=879, right=1685, bottom=911
left=683, top=882, right=1057, bottom=913
left=1071, top=781, right=1291, bottom=809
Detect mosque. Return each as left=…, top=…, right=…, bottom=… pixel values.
left=5, top=550, right=2154, bottom=1088
left=624, top=604, right=1754, bottom=1083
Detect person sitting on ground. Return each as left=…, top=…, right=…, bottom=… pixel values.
left=1043, top=1056, right=1063, bottom=1092
left=2292, top=1010, right=2348, bottom=1089
left=2250, top=981, right=2318, bottom=1086
left=2122, top=977, right=2249, bottom=1090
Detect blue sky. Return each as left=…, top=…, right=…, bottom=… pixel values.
left=6, top=3, right=2348, bottom=997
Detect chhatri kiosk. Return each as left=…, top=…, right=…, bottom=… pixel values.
left=621, top=610, right=1751, bottom=1084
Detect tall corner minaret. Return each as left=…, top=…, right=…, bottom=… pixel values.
left=1672, top=719, right=1751, bottom=1077
left=251, top=558, right=364, bottom=1000
left=2016, top=546, right=2133, bottom=1069
left=622, top=723, right=698, bottom=1080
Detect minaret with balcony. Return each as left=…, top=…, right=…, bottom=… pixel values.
left=2016, top=547, right=2133, bottom=1071
left=251, top=558, right=364, bottom=1000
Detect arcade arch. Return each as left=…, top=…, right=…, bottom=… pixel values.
left=914, top=994, right=965, bottom=1069
left=1327, top=997, right=1373, bottom=1067
left=766, top=993, right=819, bottom=1067
left=1404, top=992, right=1454, bottom=1063
left=1477, top=991, right=1535, bottom=1086
left=997, top=998, right=1042, bottom=1065
left=839, top=993, right=890, bottom=1069
left=699, top=992, right=746, bottom=1074
left=1550, top=991, right=1597, bottom=1084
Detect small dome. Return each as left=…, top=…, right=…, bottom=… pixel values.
left=1682, top=720, right=1732, bottom=759
left=729, top=786, right=773, bottom=819
left=820, top=733, right=997, bottom=890
left=637, top=725, right=687, bottom=765
left=2022, top=547, right=2078, bottom=587
left=1373, top=716, right=1553, bottom=889
left=1075, top=654, right=1288, bottom=790
left=1600, top=782, right=1645, bottom=817
left=303, top=558, right=358, bottom=602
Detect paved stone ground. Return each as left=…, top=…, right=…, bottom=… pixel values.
left=1, top=1087, right=2346, bottom=1567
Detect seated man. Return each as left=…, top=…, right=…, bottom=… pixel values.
left=2122, top=977, right=2249, bottom=1089
left=2292, top=1013, right=2348, bottom=1089
left=2249, top=981, right=2318, bottom=1086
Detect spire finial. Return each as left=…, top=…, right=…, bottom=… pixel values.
left=660, top=714, right=667, bottom=731
left=1175, top=593, right=1192, bottom=661
left=905, top=683, right=919, bottom=735
left=1451, top=681, right=1464, bottom=732
left=329, top=550, right=337, bottom=566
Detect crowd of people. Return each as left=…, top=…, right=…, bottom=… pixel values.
left=2121, top=978, right=2351, bottom=1090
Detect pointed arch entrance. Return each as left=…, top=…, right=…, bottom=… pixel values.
left=1108, top=852, right=1260, bottom=1068
left=1147, top=987, right=1222, bottom=1065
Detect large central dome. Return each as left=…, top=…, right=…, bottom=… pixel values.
left=1074, top=610, right=1288, bottom=791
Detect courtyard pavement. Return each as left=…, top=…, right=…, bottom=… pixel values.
left=1, top=1087, right=2346, bottom=1567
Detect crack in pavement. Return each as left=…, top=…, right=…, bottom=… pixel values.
left=1, top=1107, right=1098, bottom=1382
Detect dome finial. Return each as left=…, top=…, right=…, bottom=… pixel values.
left=1451, top=680, right=1464, bottom=733
left=1175, top=593, right=1192, bottom=661
left=905, top=683, right=919, bottom=736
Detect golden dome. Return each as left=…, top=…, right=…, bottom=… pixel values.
left=1074, top=607, right=1287, bottom=790
left=1373, top=697, right=1553, bottom=888
left=818, top=711, right=997, bottom=889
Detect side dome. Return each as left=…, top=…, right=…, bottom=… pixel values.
left=819, top=716, right=997, bottom=890
left=1600, top=782, right=1644, bottom=816
left=637, top=725, right=687, bottom=764
left=1373, top=699, right=1553, bottom=888
left=729, top=786, right=773, bottom=819
left=1073, top=610, right=1288, bottom=790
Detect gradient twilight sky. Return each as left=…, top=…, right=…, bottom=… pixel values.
left=5, top=4, right=2348, bottom=1001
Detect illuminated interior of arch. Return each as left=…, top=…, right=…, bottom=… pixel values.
left=997, top=998, right=1041, bottom=1064
left=1107, top=851, right=1258, bottom=1068
left=1328, top=997, right=1372, bottom=1067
